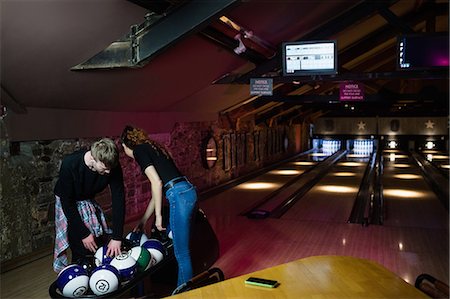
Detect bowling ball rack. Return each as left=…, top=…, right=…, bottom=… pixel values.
left=49, top=238, right=178, bottom=298
left=49, top=208, right=220, bottom=298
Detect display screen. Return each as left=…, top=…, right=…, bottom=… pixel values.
left=397, top=33, right=449, bottom=70
left=282, top=40, right=337, bottom=76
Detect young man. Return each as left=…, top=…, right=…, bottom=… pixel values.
left=53, top=138, right=125, bottom=272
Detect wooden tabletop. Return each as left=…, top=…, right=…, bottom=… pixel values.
left=168, top=255, right=429, bottom=298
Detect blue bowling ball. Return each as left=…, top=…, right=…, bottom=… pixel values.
left=56, top=264, right=89, bottom=297
left=94, top=245, right=113, bottom=266
left=125, top=231, right=149, bottom=247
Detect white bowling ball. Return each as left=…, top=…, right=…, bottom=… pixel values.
left=110, top=251, right=137, bottom=282
left=89, top=264, right=121, bottom=296
left=129, top=246, right=153, bottom=272
left=142, top=239, right=165, bottom=265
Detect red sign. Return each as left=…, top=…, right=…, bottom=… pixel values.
left=339, top=82, right=364, bottom=101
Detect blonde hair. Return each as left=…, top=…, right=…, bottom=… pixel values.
left=91, top=138, right=119, bottom=168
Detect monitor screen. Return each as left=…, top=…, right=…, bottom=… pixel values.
left=397, top=33, right=449, bottom=70
left=282, top=40, right=338, bottom=76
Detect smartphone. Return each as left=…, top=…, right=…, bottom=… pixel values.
left=245, top=277, right=279, bottom=288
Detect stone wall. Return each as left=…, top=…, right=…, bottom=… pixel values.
left=0, top=121, right=301, bottom=263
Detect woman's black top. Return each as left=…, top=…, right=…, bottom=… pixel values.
left=133, top=143, right=182, bottom=184
left=54, top=149, right=125, bottom=240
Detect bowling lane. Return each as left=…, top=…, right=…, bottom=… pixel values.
left=199, top=149, right=334, bottom=217
left=381, top=150, right=448, bottom=229
left=280, top=151, right=371, bottom=222
left=420, top=149, right=450, bottom=177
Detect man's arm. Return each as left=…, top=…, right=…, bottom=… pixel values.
left=57, top=161, right=91, bottom=240
left=107, top=165, right=126, bottom=256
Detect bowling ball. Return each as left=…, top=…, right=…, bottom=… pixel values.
left=125, top=231, right=149, bottom=247
left=129, top=246, right=153, bottom=272
left=76, top=256, right=96, bottom=275
left=89, top=264, right=121, bottom=296
left=142, top=239, right=165, bottom=265
left=110, top=251, right=137, bottom=282
left=56, top=264, right=89, bottom=297
left=94, top=245, right=113, bottom=266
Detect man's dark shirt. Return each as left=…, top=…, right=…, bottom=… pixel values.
left=54, top=149, right=125, bottom=240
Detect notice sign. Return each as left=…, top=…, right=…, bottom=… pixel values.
left=250, top=78, right=273, bottom=96
left=339, top=82, right=364, bottom=101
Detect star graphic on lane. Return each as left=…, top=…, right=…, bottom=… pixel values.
left=425, top=120, right=435, bottom=129
left=357, top=121, right=366, bottom=130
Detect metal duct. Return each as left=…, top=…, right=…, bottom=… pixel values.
left=71, top=0, right=238, bottom=70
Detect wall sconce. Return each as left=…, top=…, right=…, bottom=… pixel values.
left=425, top=141, right=435, bottom=149
left=388, top=140, right=397, bottom=149
left=202, top=135, right=218, bottom=169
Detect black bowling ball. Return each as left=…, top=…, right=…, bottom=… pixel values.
left=121, top=238, right=135, bottom=251
left=76, top=255, right=96, bottom=274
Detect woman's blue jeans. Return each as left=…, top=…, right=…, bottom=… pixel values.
left=165, top=179, right=197, bottom=286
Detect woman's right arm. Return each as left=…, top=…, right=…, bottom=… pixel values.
left=135, top=165, right=164, bottom=231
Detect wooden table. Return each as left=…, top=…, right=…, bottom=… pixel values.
left=168, top=255, right=429, bottom=298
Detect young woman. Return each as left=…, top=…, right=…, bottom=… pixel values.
left=120, top=125, right=197, bottom=287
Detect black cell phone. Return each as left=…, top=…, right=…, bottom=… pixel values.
left=245, top=277, right=279, bottom=288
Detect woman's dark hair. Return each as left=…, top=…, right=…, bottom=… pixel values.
left=121, top=125, right=170, bottom=158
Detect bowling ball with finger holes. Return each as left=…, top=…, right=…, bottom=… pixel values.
left=56, top=264, right=89, bottom=298
left=129, top=246, right=153, bottom=272
left=94, top=245, right=113, bottom=266
left=110, top=251, right=137, bottom=282
left=142, top=239, right=165, bottom=265
left=89, top=264, right=121, bottom=296
left=75, top=256, right=96, bottom=275
left=125, top=231, right=149, bottom=247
